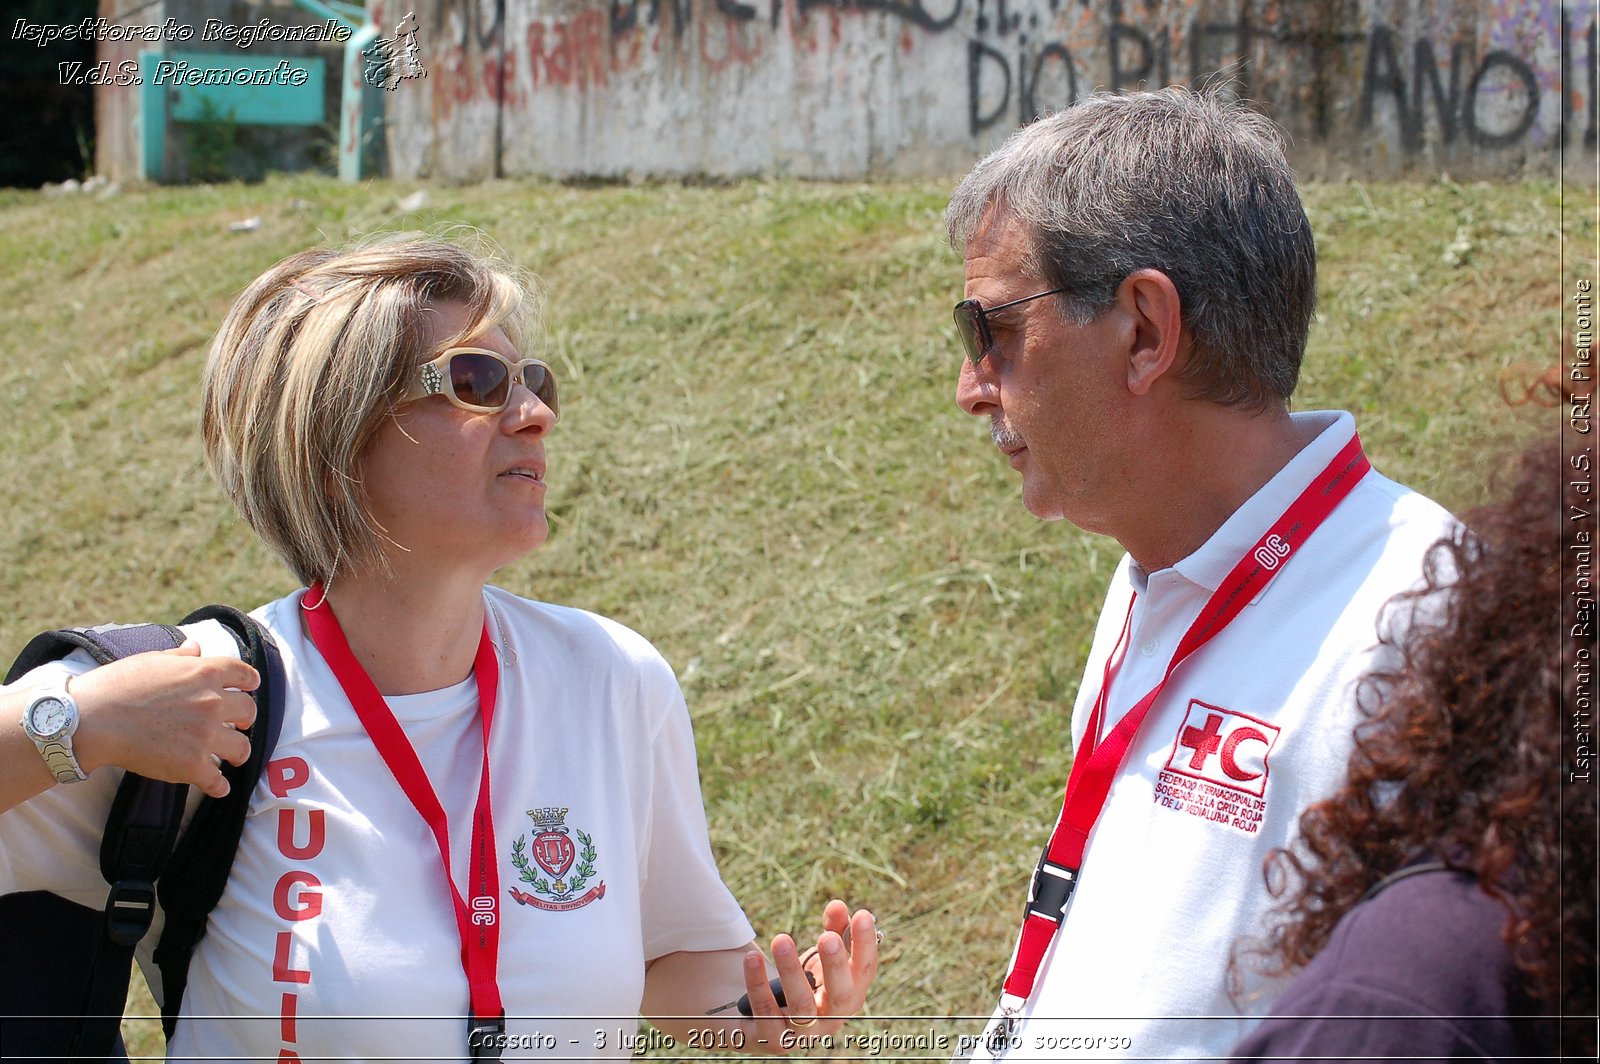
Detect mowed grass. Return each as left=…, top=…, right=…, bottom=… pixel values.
left=0, top=173, right=1581, bottom=1058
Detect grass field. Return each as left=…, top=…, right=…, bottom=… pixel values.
left=0, top=173, right=1583, bottom=1058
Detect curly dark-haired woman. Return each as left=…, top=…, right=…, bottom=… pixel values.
left=1231, top=441, right=1596, bottom=1061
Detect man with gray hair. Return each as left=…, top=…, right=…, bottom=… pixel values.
left=946, top=88, right=1454, bottom=1057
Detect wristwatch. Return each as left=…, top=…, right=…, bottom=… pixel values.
left=20, top=678, right=88, bottom=783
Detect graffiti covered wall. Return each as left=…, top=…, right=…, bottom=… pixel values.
left=378, top=0, right=1598, bottom=180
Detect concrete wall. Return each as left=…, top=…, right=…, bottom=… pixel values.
left=378, top=0, right=1596, bottom=181
left=95, top=0, right=156, bottom=181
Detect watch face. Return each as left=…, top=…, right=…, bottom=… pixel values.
left=28, top=697, right=72, bottom=738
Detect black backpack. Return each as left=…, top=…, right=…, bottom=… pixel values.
left=1, top=605, right=284, bottom=1063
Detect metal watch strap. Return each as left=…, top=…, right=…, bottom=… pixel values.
left=40, top=735, right=87, bottom=783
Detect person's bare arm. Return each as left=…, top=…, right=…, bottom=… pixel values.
left=1, top=641, right=258, bottom=813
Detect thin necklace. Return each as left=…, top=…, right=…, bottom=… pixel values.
left=487, top=597, right=518, bottom=668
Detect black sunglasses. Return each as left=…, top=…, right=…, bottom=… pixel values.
left=953, top=288, right=1068, bottom=365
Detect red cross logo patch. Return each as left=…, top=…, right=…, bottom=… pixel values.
left=1164, top=700, right=1281, bottom=797
left=1153, top=701, right=1281, bottom=834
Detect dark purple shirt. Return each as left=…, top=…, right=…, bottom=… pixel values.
left=1231, top=868, right=1556, bottom=1061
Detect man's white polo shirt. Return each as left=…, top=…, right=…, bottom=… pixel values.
left=984, top=409, right=1456, bottom=1060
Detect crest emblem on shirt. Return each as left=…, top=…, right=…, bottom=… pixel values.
left=1151, top=700, right=1282, bottom=834
left=509, top=807, right=606, bottom=911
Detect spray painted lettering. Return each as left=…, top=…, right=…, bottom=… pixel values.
left=384, top=0, right=1599, bottom=180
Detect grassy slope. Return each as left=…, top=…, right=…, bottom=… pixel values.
left=0, top=175, right=1580, bottom=1055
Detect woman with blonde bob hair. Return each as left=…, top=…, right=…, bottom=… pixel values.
left=1, top=236, right=877, bottom=1060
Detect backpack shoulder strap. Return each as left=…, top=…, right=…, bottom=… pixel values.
left=4, top=622, right=185, bottom=681
left=152, top=605, right=285, bottom=1037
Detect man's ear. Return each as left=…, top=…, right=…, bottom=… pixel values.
left=1119, top=269, right=1185, bottom=397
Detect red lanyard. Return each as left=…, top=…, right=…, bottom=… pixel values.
left=302, top=585, right=507, bottom=1059
left=997, top=435, right=1371, bottom=1016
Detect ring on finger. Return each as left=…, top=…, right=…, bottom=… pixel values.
left=788, top=1015, right=818, bottom=1029
left=210, top=753, right=223, bottom=768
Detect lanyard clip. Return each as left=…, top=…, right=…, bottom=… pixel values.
left=1024, top=849, right=1078, bottom=924
left=986, top=1003, right=1022, bottom=1060
left=468, top=1011, right=506, bottom=1062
